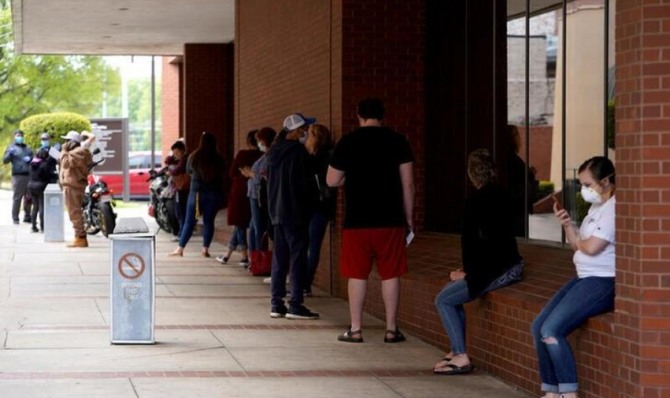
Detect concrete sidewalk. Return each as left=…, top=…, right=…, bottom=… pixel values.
left=0, top=189, right=532, bottom=398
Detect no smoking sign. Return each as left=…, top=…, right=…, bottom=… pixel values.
left=118, top=253, right=146, bottom=280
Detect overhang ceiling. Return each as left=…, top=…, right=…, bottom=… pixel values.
left=11, top=0, right=567, bottom=56
left=11, top=0, right=235, bottom=55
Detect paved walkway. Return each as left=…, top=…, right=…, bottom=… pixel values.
left=0, top=189, right=531, bottom=397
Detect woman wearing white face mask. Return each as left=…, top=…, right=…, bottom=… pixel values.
left=237, top=127, right=277, bottom=268
left=532, top=156, right=616, bottom=398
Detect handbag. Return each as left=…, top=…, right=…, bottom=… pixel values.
left=248, top=250, right=272, bottom=276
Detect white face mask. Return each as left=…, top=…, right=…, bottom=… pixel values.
left=258, top=143, right=267, bottom=152
left=298, top=132, right=307, bottom=145
left=581, top=186, right=602, bottom=204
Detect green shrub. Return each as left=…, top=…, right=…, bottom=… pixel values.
left=537, top=180, right=555, bottom=200
left=19, top=112, right=91, bottom=150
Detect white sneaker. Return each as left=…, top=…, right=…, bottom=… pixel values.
left=262, top=277, right=271, bottom=284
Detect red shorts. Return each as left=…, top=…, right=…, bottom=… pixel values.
left=340, top=227, right=408, bottom=280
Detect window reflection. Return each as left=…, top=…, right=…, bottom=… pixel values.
left=507, top=0, right=611, bottom=243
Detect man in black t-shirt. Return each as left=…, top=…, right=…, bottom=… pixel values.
left=327, top=98, right=415, bottom=344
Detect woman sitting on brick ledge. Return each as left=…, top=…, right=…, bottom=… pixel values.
left=532, top=156, right=616, bottom=398
left=433, top=148, right=524, bottom=375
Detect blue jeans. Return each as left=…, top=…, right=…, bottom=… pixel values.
left=532, top=276, right=615, bottom=394
left=248, top=197, right=268, bottom=251
left=178, top=190, right=222, bottom=249
left=271, top=224, right=308, bottom=309
left=305, top=210, right=330, bottom=292
left=434, top=262, right=524, bottom=355
left=174, top=189, right=189, bottom=238
left=228, top=226, right=248, bottom=250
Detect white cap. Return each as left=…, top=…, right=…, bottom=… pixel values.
left=61, top=130, right=81, bottom=143
left=282, top=113, right=316, bottom=131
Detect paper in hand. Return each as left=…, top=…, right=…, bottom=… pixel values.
left=48, top=146, right=61, bottom=161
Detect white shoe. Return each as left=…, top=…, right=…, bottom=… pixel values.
left=262, top=277, right=271, bottom=284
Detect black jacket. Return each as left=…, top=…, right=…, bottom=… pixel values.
left=28, top=157, right=58, bottom=193
left=265, top=139, right=314, bottom=226
left=462, top=183, right=523, bottom=298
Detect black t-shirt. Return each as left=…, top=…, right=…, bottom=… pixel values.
left=330, top=126, right=414, bottom=228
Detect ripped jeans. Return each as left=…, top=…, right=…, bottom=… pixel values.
left=532, top=276, right=615, bottom=394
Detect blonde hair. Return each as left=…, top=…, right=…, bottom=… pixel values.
left=468, top=148, right=496, bottom=187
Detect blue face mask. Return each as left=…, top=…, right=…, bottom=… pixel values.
left=15, top=137, right=24, bottom=145
left=41, top=140, right=50, bottom=148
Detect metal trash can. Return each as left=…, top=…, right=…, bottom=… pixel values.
left=110, top=217, right=155, bottom=344
left=44, top=183, right=64, bottom=242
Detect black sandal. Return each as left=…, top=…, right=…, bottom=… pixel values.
left=338, top=328, right=363, bottom=343
left=384, top=328, right=406, bottom=343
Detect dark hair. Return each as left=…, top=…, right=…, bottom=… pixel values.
left=357, top=98, right=385, bottom=120
left=14, top=129, right=24, bottom=136
left=36, top=148, right=49, bottom=160
left=309, top=124, right=333, bottom=153
left=578, top=156, right=616, bottom=184
left=468, top=148, right=497, bottom=187
left=246, top=129, right=259, bottom=148
left=190, top=132, right=222, bottom=183
left=171, top=140, right=186, bottom=152
left=255, top=127, right=277, bottom=146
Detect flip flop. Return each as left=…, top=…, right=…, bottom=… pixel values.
left=433, top=363, right=474, bottom=375
left=432, top=355, right=453, bottom=371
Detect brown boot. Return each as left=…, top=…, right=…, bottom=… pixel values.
left=67, top=236, right=88, bottom=248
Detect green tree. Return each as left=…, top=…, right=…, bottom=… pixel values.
left=0, top=0, right=120, bottom=182
left=128, top=78, right=162, bottom=151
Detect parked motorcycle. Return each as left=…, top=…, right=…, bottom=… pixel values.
left=147, top=167, right=179, bottom=234
left=84, top=157, right=117, bottom=237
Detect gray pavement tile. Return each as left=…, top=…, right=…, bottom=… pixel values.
left=381, top=375, right=531, bottom=398
left=0, top=298, right=106, bottom=329
left=131, top=377, right=402, bottom=398
left=0, top=380, right=136, bottom=398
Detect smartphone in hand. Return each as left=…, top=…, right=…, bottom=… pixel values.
left=552, top=194, right=564, bottom=211
left=405, top=229, right=415, bottom=247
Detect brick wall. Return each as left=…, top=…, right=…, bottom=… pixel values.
left=235, top=0, right=332, bottom=140
left=330, top=0, right=426, bottom=298
left=614, top=1, right=670, bottom=396
left=514, top=125, right=553, bottom=181
left=161, top=57, right=183, bottom=156
left=183, top=43, right=234, bottom=171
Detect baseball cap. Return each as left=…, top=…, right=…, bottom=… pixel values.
left=40, top=133, right=51, bottom=140
left=61, top=130, right=82, bottom=143
left=282, top=113, right=316, bottom=131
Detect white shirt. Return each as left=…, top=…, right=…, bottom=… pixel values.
left=573, top=196, right=616, bottom=278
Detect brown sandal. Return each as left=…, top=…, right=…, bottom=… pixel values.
left=384, top=328, right=406, bottom=343
left=338, top=328, right=363, bottom=343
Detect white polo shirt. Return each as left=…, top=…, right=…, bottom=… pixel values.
left=573, top=196, right=616, bottom=278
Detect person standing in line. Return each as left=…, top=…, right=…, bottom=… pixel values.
left=165, top=139, right=190, bottom=241
left=3, top=130, right=34, bottom=224
left=303, top=123, right=336, bottom=296
left=327, top=98, right=415, bottom=343
left=169, top=132, right=226, bottom=258
left=59, top=131, right=95, bottom=248
left=532, top=156, right=616, bottom=398
left=266, top=113, right=319, bottom=320
left=242, top=128, right=276, bottom=252
left=217, top=130, right=262, bottom=266
left=28, top=148, right=58, bottom=233
left=432, top=149, right=524, bottom=375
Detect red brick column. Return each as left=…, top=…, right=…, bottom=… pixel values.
left=161, top=57, right=183, bottom=157
left=183, top=43, right=234, bottom=169
left=615, top=1, right=670, bottom=396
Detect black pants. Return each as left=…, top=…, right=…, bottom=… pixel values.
left=29, top=188, right=44, bottom=230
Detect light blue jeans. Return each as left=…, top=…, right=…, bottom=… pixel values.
left=434, top=262, right=524, bottom=355
left=532, top=276, right=615, bottom=394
